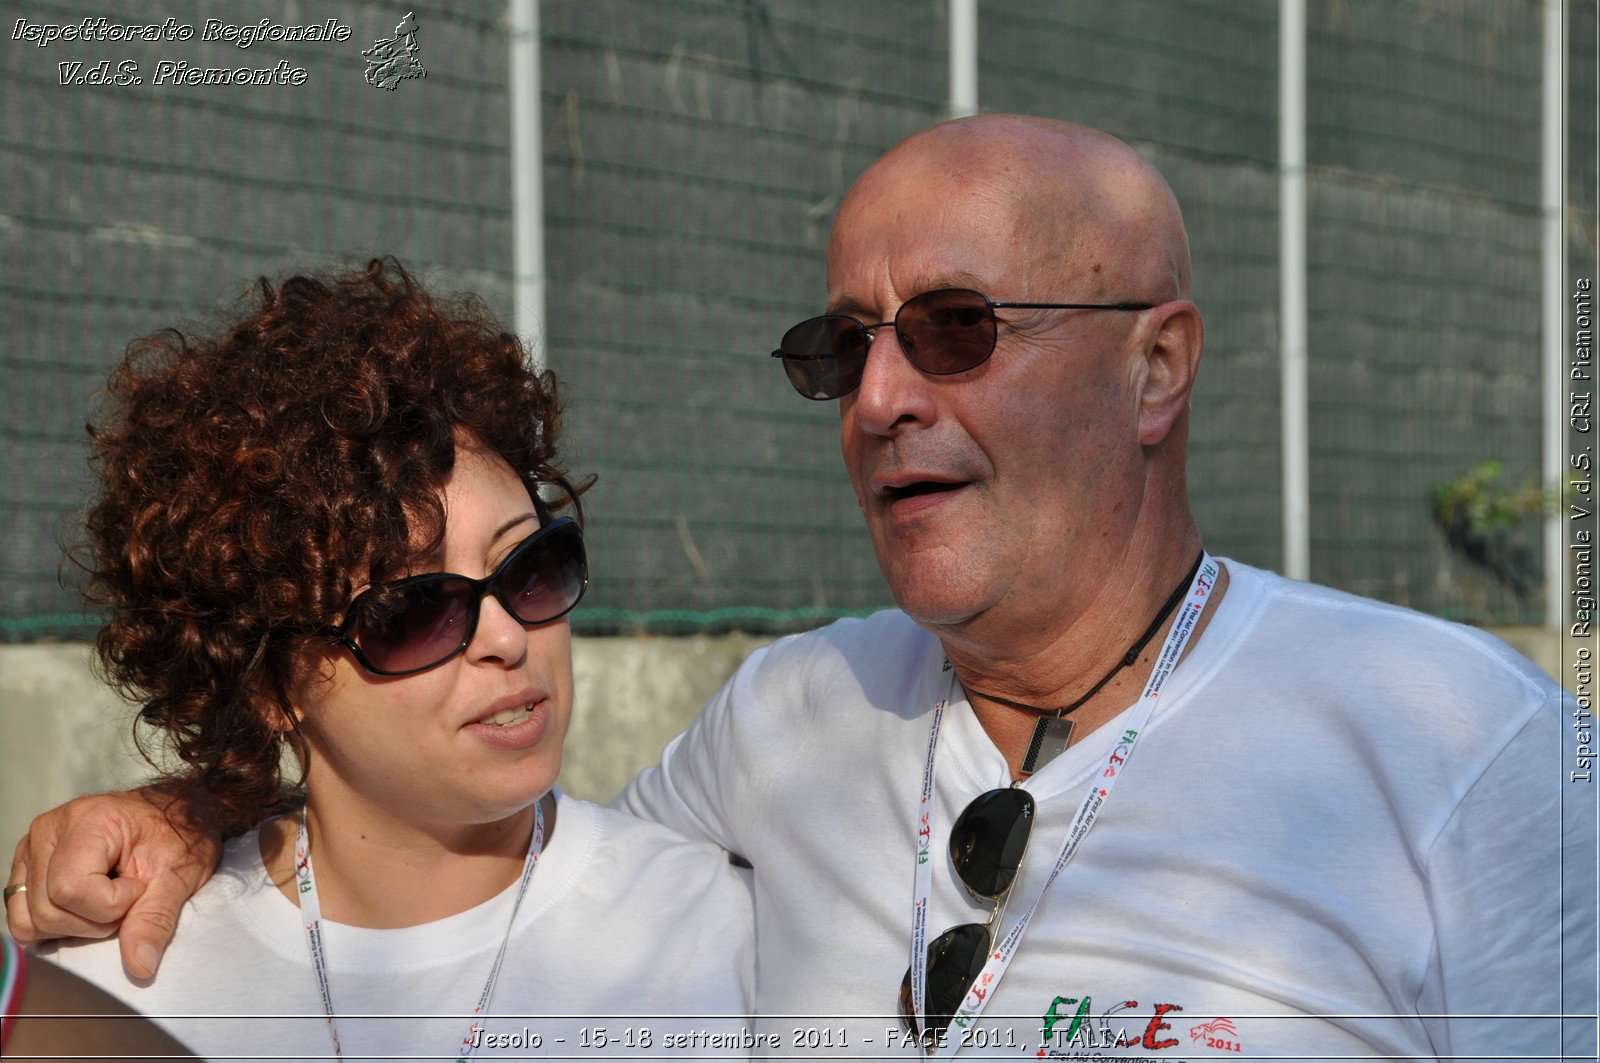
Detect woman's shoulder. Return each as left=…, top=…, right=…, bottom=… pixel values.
left=41, top=828, right=290, bottom=997
left=520, top=796, right=753, bottom=1011
left=544, top=794, right=755, bottom=934
left=548, top=796, right=753, bottom=912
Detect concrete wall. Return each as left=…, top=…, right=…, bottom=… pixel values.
left=0, top=634, right=775, bottom=856
left=0, top=626, right=1568, bottom=855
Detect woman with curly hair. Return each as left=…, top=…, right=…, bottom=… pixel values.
left=31, top=259, right=753, bottom=1059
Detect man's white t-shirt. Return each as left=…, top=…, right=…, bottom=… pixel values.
left=45, top=794, right=756, bottom=1060
left=618, top=560, right=1596, bottom=1060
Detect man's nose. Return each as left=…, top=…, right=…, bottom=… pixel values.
left=848, top=321, right=937, bottom=436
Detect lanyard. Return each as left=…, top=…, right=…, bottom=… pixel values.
left=908, top=554, right=1218, bottom=1058
left=294, top=800, right=545, bottom=1063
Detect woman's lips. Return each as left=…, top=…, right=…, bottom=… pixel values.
left=462, top=698, right=551, bottom=750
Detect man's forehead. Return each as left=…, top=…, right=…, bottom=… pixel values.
left=826, top=113, right=1196, bottom=301
left=824, top=171, right=1095, bottom=310
left=825, top=267, right=1001, bottom=316
left=823, top=196, right=1086, bottom=314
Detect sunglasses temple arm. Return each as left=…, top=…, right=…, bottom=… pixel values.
left=989, top=301, right=1155, bottom=312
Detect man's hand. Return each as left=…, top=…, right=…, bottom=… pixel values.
left=6, top=787, right=222, bottom=979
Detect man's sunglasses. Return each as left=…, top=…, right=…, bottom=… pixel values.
left=899, top=787, right=1035, bottom=1048
left=319, top=517, right=588, bottom=677
left=772, top=287, right=1153, bottom=400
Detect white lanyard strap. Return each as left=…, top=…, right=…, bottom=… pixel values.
left=909, top=555, right=1219, bottom=1058
left=907, top=671, right=951, bottom=1048
left=295, top=800, right=545, bottom=1062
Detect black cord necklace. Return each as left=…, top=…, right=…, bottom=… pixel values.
left=970, top=551, right=1204, bottom=778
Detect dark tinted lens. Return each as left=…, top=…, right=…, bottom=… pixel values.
left=356, top=579, right=475, bottom=674
left=500, top=521, right=587, bottom=624
left=898, top=289, right=996, bottom=374
left=898, top=923, right=991, bottom=1045
left=778, top=315, right=869, bottom=399
left=949, top=787, right=1035, bottom=898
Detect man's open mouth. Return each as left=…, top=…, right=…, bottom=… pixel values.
left=883, top=481, right=966, bottom=501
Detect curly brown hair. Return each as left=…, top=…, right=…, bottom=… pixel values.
left=81, top=258, right=585, bottom=835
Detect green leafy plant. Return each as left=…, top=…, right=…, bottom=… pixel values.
left=1431, top=462, right=1549, bottom=600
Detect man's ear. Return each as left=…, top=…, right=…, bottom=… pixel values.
left=1135, top=300, right=1204, bottom=446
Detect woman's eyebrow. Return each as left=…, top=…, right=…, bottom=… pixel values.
left=413, top=513, right=537, bottom=572
left=485, top=513, right=539, bottom=565
left=492, top=512, right=538, bottom=542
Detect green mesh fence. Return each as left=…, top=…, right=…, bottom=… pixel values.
left=2, top=0, right=1594, bottom=642
left=2, top=0, right=518, bottom=640
left=1305, top=0, right=1547, bottom=623
left=539, top=0, right=943, bottom=632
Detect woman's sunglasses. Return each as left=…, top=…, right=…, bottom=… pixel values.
left=771, top=287, right=1152, bottom=400
left=899, top=787, right=1036, bottom=1048
left=319, top=517, right=588, bottom=677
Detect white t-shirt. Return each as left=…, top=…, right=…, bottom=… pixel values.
left=45, top=794, right=757, bottom=1060
left=618, top=560, right=1596, bottom=1060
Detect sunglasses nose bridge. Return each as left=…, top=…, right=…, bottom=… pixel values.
left=859, top=319, right=895, bottom=351
left=486, top=575, right=515, bottom=621
left=855, top=315, right=921, bottom=385
left=464, top=576, right=532, bottom=664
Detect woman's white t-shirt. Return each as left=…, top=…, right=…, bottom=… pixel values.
left=44, top=794, right=755, bottom=1060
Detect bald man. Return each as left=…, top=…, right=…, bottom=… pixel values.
left=10, top=116, right=1592, bottom=1061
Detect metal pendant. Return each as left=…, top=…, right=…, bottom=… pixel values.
left=1019, top=716, right=1075, bottom=777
